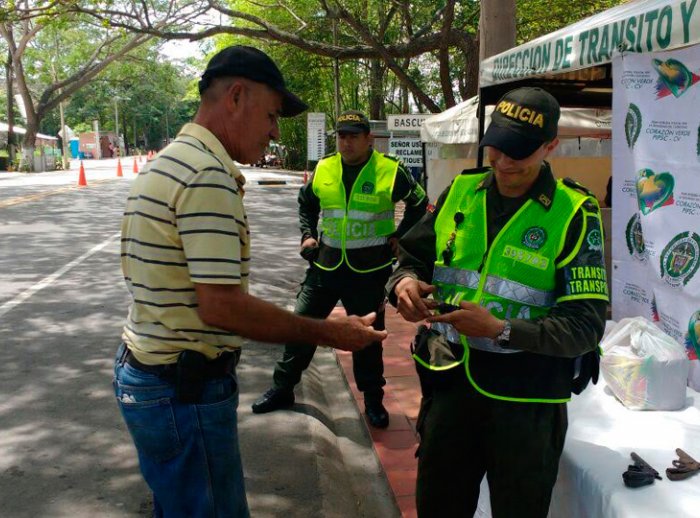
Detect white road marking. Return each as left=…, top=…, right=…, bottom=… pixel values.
left=0, top=232, right=121, bottom=318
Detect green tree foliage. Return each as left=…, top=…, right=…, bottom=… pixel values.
left=517, top=0, right=625, bottom=44
left=1, top=1, right=152, bottom=169
left=3, top=1, right=630, bottom=171
left=69, top=0, right=479, bottom=113
left=41, top=41, right=197, bottom=152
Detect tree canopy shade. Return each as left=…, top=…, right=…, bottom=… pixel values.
left=63, top=0, right=480, bottom=114
left=1, top=1, right=629, bottom=171
left=42, top=41, right=197, bottom=153
left=1, top=1, right=153, bottom=170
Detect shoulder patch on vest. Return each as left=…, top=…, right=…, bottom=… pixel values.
left=321, top=151, right=336, bottom=160
left=582, top=199, right=599, bottom=212
left=383, top=153, right=399, bottom=162
left=563, top=177, right=593, bottom=196
left=460, top=166, right=491, bottom=175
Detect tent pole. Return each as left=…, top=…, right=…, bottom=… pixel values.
left=477, top=90, right=486, bottom=167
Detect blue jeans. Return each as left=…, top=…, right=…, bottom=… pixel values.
left=113, top=344, right=249, bottom=517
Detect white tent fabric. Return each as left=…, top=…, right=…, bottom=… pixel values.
left=0, top=121, right=58, bottom=141
left=56, top=126, right=76, bottom=140
left=420, top=96, right=612, bottom=145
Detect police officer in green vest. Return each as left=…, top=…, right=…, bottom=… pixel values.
left=388, top=88, right=608, bottom=517
left=253, top=110, right=428, bottom=427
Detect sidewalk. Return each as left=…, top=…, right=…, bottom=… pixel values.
left=334, top=306, right=421, bottom=518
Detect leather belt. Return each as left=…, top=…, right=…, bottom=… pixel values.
left=125, top=349, right=241, bottom=381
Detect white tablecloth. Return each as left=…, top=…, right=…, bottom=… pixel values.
left=476, top=381, right=700, bottom=517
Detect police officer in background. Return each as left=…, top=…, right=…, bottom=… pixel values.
left=253, top=110, right=428, bottom=428
left=388, top=88, right=608, bottom=517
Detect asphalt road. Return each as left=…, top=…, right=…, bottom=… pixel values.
left=0, top=158, right=399, bottom=518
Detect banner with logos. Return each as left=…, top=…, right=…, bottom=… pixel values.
left=612, top=45, right=700, bottom=387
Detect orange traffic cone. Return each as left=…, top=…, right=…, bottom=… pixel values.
left=133, top=158, right=139, bottom=174
left=77, top=161, right=87, bottom=187
left=116, top=158, right=123, bottom=177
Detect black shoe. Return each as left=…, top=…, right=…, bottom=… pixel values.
left=252, top=387, right=295, bottom=414
left=364, top=401, right=389, bottom=428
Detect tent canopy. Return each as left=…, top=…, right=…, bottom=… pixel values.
left=0, top=121, right=57, bottom=141
left=481, top=0, right=700, bottom=88
left=420, top=96, right=611, bottom=145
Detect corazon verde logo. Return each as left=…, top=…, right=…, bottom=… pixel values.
left=660, top=231, right=700, bottom=288
left=685, top=310, right=700, bottom=360
left=361, top=181, right=374, bottom=194
left=625, top=103, right=642, bottom=149
left=636, top=168, right=674, bottom=215
left=652, top=58, right=700, bottom=99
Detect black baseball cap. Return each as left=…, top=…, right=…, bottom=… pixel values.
left=479, top=87, right=560, bottom=160
left=198, top=45, right=308, bottom=117
left=336, top=110, right=371, bottom=134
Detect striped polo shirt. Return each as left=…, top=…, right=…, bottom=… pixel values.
left=121, top=123, right=250, bottom=365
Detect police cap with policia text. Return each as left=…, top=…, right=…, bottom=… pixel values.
left=479, top=87, right=560, bottom=160
left=336, top=110, right=371, bottom=134
left=198, top=45, right=308, bottom=117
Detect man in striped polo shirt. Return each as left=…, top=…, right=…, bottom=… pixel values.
left=114, top=46, right=387, bottom=518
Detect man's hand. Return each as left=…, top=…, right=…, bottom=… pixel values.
left=426, top=301, right=504, bottom=338
left=301, top=237, right=318, bottom=251
left=195, top=284, right=385, bottom=350
left=394, top=277, right=436, bottom=322
left=389, top=236, right=400, bottom=258
left=300, top=237, right=319, bottom=262
left=325, top=312, right=388, bottom=352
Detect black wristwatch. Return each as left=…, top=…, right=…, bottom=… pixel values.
left=495, top=319, right=511, bottom=347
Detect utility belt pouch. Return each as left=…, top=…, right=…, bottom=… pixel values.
left=176, top=350, right=208, bottom=404
left=411, top=324, right=464, bottom=397
left=300, top=245, right=320, bottom=263
left=571, top=347, right=601, bottom=395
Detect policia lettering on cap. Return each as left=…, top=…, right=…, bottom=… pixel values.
left=389, top=86, right=609, bottom=518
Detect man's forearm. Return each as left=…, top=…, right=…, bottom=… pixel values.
left=197, top=286, right=335, bottom=346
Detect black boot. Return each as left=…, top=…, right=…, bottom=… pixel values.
left=252, top=387, right=295, bottom=414
left=364, top=399, right=389, bottom=428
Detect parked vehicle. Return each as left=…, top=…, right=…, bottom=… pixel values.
left=254, top=152, right=281, bottom=168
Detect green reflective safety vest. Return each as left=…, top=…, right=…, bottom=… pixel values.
left=312, top=151, right=398, bottom=273
left=428, top=172, right=601, bottom=403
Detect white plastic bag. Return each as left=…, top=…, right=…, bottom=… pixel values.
left=600, top=317, right=689, bottom=410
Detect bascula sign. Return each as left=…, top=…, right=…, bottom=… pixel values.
left=481, top=0, right=700, bottom=86
left=387, top=114, right=431, bottom=132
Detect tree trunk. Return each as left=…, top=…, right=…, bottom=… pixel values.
left=461, top=38, right=480, bottom=99
left=479, top=0, right=516, bottom=61
left=439, top=0, right=456, bottom=108
left=5, top=50, right=15, bottom=167
left=20, top=114, right=40, bottom=171
left=20, top=144, right=34, bottom=172
left=369, top=59, right=384, bottom=119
